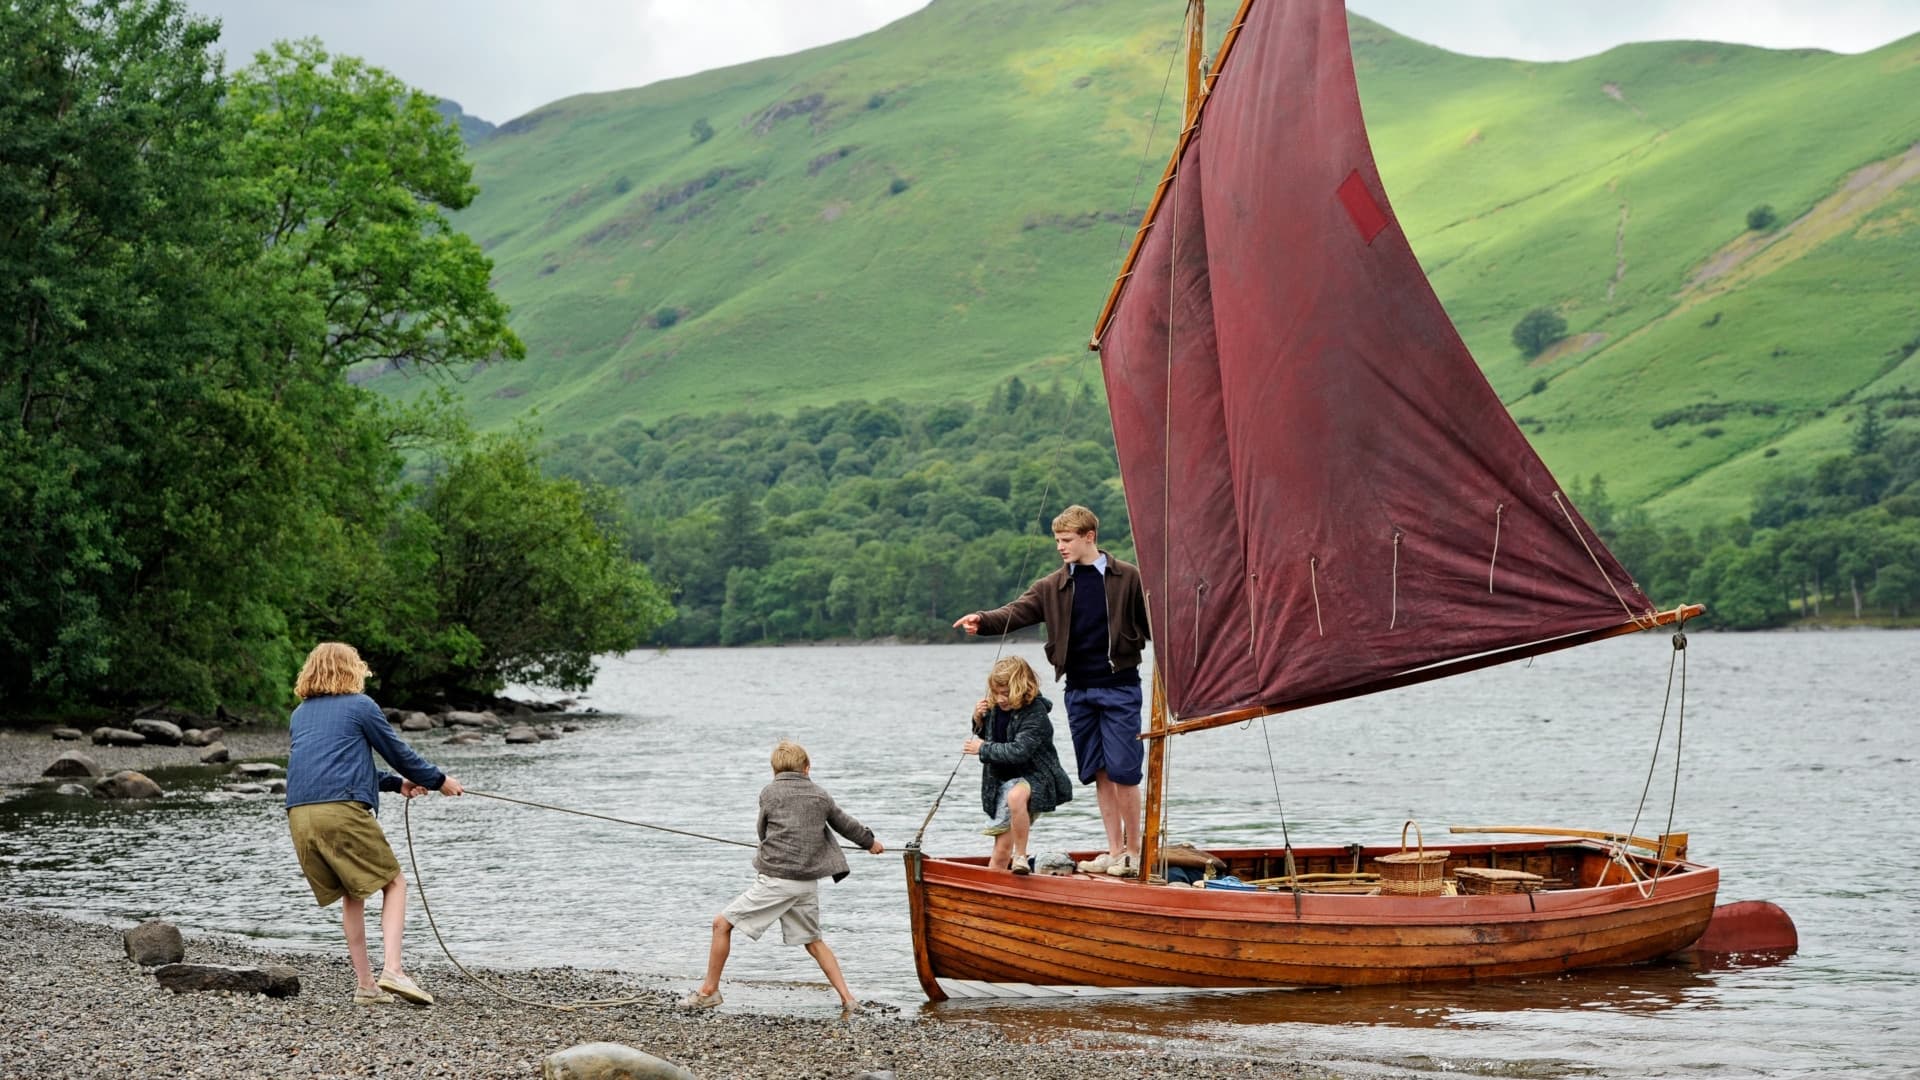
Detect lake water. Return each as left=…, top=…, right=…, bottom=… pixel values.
left=3, top=631, right=1916, bottom=1078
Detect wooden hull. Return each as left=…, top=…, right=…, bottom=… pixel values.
left=903, top=839, right=1718, bottom=1001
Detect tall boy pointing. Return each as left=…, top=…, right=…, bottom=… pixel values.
left=953, top=505, right=1150, bottom=877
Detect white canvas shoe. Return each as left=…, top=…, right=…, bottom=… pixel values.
left=1076, top=852, right=1113, bottom=874
left=1107, top=853, right=1139, bottom=878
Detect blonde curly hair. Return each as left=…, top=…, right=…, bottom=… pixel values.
left=294, top=642, right=370, bottom=700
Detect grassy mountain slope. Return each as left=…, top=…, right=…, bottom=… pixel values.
left=418, top=0, right=1920, bottom=520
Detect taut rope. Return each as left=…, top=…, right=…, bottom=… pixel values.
left=399, top=788, right=862, bottom=1010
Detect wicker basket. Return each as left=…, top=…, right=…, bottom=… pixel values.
left=1374, top=820, right=1450, bottom=897
left=1454, top=867, right=1544, bottom=895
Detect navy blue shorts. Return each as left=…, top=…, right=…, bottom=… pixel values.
left=1064, top=683, right=1144, bottom=786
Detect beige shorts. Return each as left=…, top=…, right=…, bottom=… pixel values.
left=721, top=874, right=821, bottom=945
left=287, top=801, right=402, bottom=907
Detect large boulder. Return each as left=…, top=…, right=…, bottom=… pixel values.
left=232, top=762, right=283, bottom=778
left=199, top=742, right=230, bottom=764
left=181, top=727, right=223, bottom=747
left=50, top=727, right=84, bottom=741
left=444, top=710, right=501, bottom=729
left=55, top=783, right=91, bottom=798
left=124, top=920, right=185, bottom=967
left=94, top=770, right=163, bottom=799
left=503, top=726, right=541, bottom=745
left=400, top=712, right=433, bottom=732
left=153, top=963, right=299, bottom=998
left=130, top=718, right=183, bottom=746
left=447, top=731, right=486, bottom=746
left=43, top=751, right=101, bottom=779
left=542, top=1043, right=698, bottom=1080
left=91, top=727, right=146, bottom=747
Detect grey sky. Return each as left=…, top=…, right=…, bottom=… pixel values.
left=185, top=1, right=1920, bottom=124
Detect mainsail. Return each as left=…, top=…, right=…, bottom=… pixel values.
left=1095, top=0, right=1657, bottom=725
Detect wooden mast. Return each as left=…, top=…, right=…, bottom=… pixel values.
left=1136, top=0, right=1206, bottom=887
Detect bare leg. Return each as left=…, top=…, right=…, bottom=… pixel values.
left=697, top=914, right=732, bottom=996
left=340, top=895, right=376, bottom=990
left=1114, top=782, right=1143, bottom=859
left=989, top=832, right=1013, bottom=870
left=804, top=938, right=858, bottom=1007
left=1008, top=784, right=1032, bottom=863
left=377, top=874, right=407, bottom=976
left=1093, top=771, right=1123, bottom=858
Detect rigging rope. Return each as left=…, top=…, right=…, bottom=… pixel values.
left=1551, top=490, right=1647, bottom=625
left=1595, top=619, right=1690, bottom=895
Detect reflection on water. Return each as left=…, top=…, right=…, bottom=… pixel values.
left=4, top=632, right=1918, bottom=1078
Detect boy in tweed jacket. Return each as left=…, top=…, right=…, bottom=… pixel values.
left=682, top=740, right=884, bottom=1012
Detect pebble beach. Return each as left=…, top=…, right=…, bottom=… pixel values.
left=1, top=727, right=1340, bottom=1079
left=0, top=908, right=1339, bottom=1080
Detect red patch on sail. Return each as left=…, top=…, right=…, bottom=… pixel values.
left=1336, top=169, right=1388, bottom=244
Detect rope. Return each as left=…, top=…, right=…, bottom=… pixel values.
left=1389, top=532, right=1402, bottom=629
left=399, top=788, right=865, bottom=1010
left=909, top=752, right=969, bottom=849
left=464, top=789, right=762, bottom=848
left=1551, top=490, right=1644, bottom=624
left=1258, top=718, right=1299, bottom=898
left=402, top=796, right=663, bottom=1011
left=1488, top=503, right=1504, bottom=593
left=1624, top=622, right=1690, bottom=887
left=1310, top=558, right=1323, bottom=637
left=1107, top=14, right=1185, bottom=276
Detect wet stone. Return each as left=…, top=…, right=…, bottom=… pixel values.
left=542, top=1042, right=698, bottom=1080
left=199, top=742, right=230, bottom=764
left=153, top=962, right=299, bottom=998
left=124, top=920, right=184, bottom=967
left=50, top=727, right=85, bottom=741
left=91, top=728, right=146, bottom=747
left=43, top=751, right=101, bottom=779
left=94, top=770, right=163, bottom=800
left=130, top=719, right=183, bottom=746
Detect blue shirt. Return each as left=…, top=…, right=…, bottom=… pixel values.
left=284, top=693, right=446, bottom=813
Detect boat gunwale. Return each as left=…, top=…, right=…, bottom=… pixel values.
left=912, top=838, right=1719, bottom=925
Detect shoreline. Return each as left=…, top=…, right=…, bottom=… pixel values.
left=0, top=724, right=294, bottom=790
left=0, top=906, right=1333, bottom=1079
left=1, top=729, right=1338, bottom=1078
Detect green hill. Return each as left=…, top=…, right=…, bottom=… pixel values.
left=404, top=0, right=1920, bottom=521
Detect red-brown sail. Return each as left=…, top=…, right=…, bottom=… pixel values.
left=1095, top=0, right=1655, bottom=723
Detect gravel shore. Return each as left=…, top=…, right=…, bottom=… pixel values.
left=0, top=724, right=293, bottom=789
left=0, top=908, right=1340, bottom=1079
left=1, top=726, right=1346, bottom=1079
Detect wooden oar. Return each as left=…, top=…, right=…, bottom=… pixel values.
left=1245, top=872, right=1380, bottom=886
left=1449, top=825, right=1687, bottom=858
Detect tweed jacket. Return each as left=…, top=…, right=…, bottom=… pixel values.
left=753, top=771, right=875, bottom=882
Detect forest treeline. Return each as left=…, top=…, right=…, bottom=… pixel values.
left=1, top=1, right=669, bottom=717
left=549, top=387, right=1920, bottom=643
left=546, top=377, right=1126, bottom=645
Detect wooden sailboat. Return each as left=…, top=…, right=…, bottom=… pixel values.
left=903, top=0, right=1728, bottom=1001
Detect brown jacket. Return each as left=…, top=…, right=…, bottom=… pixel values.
left=970, top=551, right=1150, bottom=681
